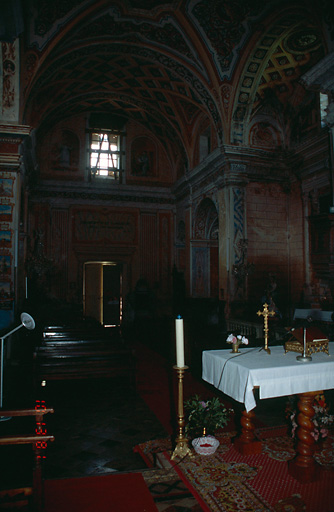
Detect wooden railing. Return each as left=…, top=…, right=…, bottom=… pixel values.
left=0, top=407, right=54, bottom=512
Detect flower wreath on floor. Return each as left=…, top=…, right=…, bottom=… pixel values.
left=285, top=392, right=334, bottom=442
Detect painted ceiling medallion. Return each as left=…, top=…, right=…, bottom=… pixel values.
left=283, top=29, right=321, bottom=54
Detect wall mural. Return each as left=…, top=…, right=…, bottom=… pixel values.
left=0, top=204, right=12, bottom=220
left=131, top=137, right=156, bottom=177
left=0, top=173, right=15, bottom=322
left=192, top=247, right=209, bottom=297
left=0, top=40, right=20, bottom=122
left=73, top=209, right=137, bottom=244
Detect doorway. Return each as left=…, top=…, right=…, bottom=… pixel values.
left=83, top=261, right=122, bottom=326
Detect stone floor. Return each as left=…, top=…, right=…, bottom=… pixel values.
left=0, top=354, right=202, bottom=511
left=1, top=333, right=332, bottom=511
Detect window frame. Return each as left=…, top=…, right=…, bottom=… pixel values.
left=87, top=128, right=125, bottom=182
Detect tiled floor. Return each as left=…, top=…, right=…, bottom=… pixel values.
left=43, top=378, right=168, bottom=479
left=0, top=341, right=202, bottom=510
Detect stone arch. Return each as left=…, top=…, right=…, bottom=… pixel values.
left=230, top=11, right=325, bottom=145
left=193, top=197, right=218, bottom=240
left=192, top=197, right=218, bottom=298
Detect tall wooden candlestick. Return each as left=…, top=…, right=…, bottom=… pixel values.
left=171, top=365, right=192, bottom=460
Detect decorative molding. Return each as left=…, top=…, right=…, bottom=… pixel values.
left=0, top=124, right=31, bottom=136
left=301, top=52, right=334, bottom=93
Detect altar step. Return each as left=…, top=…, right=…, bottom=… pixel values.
left=33, top=324, right=136, bottom=384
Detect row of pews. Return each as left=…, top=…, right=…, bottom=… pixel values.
left=33, top=323, right=136, bottom=385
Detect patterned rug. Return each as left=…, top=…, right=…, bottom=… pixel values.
left=135, top=427, right=334, bottom=512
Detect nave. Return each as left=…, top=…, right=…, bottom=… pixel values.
left=0, top=325, right=331, bottom=511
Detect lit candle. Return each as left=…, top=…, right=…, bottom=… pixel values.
left=175, top=315, right=185, bottom=368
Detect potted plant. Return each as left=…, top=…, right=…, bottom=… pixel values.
left=185, top=394, right=232, bottom=438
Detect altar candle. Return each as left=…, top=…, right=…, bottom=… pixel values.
left=175, top=316, right=185, bottom=368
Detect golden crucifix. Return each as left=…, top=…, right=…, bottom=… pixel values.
left=257, top=303, right=275, bottom=354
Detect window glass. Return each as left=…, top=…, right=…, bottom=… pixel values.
left=90, top=132, right=121, bottom=179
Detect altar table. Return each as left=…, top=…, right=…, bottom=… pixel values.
left=202, top=343, right=334, bottom=482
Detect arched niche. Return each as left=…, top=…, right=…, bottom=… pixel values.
left=192, top=198, right=218, bottom=298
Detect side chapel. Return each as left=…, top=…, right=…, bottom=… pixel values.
left=1, top=0, right=334, bottom=348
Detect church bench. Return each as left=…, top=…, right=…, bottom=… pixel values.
left=33, top=327, right=136, bottom=384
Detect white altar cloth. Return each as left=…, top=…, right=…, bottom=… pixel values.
left=202, top=343, right=334, bottom=412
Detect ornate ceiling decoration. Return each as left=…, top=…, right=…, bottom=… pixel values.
left=19, top=0, right=332, bottom=172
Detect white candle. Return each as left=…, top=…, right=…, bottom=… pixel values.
left=175, top=316, right=185, bottom=368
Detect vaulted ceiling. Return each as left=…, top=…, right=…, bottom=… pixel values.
left=12, top=0, right=333, bottom=171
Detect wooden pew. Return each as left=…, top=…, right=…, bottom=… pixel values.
left=33, top=326, right=136, bottom=384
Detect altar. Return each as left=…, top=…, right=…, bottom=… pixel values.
left=202, top=343, right=334, bottom=482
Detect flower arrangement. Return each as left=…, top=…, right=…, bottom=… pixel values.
left=184, top=394, right=232, bottom=439
left=285, top=393, right=334, bottom=442
left=226, top=333, right=249, bottom=346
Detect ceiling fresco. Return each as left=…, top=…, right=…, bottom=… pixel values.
left=16, top=0, right=334, bottom=169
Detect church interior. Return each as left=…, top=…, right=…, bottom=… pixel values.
left=1, top=1, right=334, bottom=511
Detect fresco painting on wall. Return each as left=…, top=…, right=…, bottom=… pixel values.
left=0, top=178, right=14, bottom=197
left=0, top=281, right=13, bottom=310
left=192, top=247, right=209, bottom=297
left=0, top=254, right=11, bottom=279
left=0, top=204, right=12, bottom=220
left=131, top=138, right=156, bottom=176
left=52, top=130, right=80, bottom=171
left=0, top=230, right=11, bottom=247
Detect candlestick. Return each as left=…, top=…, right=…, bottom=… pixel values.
left=175, top=316, right=185, bottom=368
left=171, top=365, right=193, bottom=460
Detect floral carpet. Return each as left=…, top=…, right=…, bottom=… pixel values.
left=135, top=427, right=334, bottom=512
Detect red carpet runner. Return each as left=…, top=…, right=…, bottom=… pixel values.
left=44, top=473, right=158, bottom=512
left=135, top=341, right=236, bottom=434
left=135, top=428, right=334, bottom=512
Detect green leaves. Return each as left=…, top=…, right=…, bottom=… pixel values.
left=184, top=394, right=232, bottom=439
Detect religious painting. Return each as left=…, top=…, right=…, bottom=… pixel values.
left=131, top=137, right=156, bottom=177
left=51, top=129, right=80, bottom=171
left=0, top=230, right=11, bottom=247
left=0, top=204, right=12, bottom=220
left=192, top=247, right=209, bottom=297
left=0, top=281, right=13, bottom=310
left=0, top=178, right=14, bottom=197
left=0, top=254, right=11, bottom=279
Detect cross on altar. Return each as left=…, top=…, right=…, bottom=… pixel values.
left=257, top=303, right=275, bottom=354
